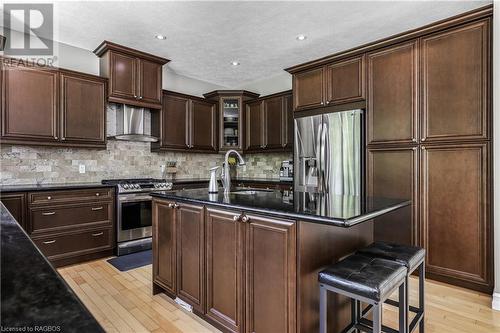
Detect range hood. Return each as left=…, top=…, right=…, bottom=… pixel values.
left=113, top=105, right=158, bottom=142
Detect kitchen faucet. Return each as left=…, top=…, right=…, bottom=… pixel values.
left=221, top=149, right=246, bottom=193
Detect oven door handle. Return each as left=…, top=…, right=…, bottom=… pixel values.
left=118, top=195, right=152, bottom=202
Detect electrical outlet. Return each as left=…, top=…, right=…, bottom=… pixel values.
left=79, top=164, right=86, bottom=174
left=160, top=165, right=166, bottom=173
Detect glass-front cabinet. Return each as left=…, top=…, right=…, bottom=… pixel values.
left=203, top=90, right=259, bottom=151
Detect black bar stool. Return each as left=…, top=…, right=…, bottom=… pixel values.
left=357, top=242, right=426, bottom=333
left=318, top=253, right=407, bottom=333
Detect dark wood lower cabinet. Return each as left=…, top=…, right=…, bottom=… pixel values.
left=0, top=192, right=27, bottom=230
left=245, top=214, right=296, bottom=333
left=420, top=143, right=492, bottom=292
left=205, top=207, right=245, bottom=333
left=367, top=146, right=418, bottom=246
left=176, top=203, right=205, bottom=313
left=152, top=199, right=177, bottom=296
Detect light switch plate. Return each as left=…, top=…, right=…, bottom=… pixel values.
left=79, top=164, right=85, bottom=173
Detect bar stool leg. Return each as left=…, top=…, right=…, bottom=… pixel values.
left=419, top=262, right=425, bottom=333
left=373, top=303, right=382, bottom=333
left=351, top=299, right=360, bottom=333
left=399, top=280, right=408, bottom=333
left=319, top=285, right=327, bottom=333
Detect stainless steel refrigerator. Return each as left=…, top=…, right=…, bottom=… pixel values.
left=294, top=110, right=363, bottom=195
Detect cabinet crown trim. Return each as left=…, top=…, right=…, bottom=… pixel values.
left=93, top=40, right=170, bottom=64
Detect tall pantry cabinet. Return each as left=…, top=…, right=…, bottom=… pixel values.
left=366, top=17, right=492, bottom=293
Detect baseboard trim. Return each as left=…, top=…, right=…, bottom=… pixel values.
left=492, top=292, right=500, bottom=311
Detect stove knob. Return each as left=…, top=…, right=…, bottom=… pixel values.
left=123, top=184, right=129, bottom=189
left=155, top=183, right=160, bottom=188
left=135, top=184, right=140, bottom=189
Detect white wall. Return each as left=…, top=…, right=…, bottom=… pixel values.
left=162, top=68, right=227, bottom=97
left=492, top=1, right=500, bottom=311
left=237, top=72, right=292, bottom=96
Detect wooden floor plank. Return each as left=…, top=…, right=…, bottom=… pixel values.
left=59, top=257, right=500, bottom=333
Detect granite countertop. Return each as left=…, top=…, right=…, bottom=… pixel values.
left=171, top=177, right=293, bottom=184
left=0, top=204, right=103, bottom=332
left=151, top=188, right=410, bottom=227
left=0, top=182, right=115, bottom=193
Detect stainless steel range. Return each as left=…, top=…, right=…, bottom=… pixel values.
left=102, top=178, right=172, bottom=256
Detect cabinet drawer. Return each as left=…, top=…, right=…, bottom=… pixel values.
left=33, top=227, right=113, bottom=259
left=29, top=188, right=113, bottom=205
left=30, top=203, right=112, bottom=234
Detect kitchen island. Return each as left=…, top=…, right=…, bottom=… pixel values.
left=150, top=188, right=410, bottom=333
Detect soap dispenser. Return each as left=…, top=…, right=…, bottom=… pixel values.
left=208, top=166, right=220, bottom=193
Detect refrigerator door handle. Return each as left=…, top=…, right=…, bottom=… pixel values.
left=315, top=122, right=323, bottom=190
left=322, top=122, right=329, bottom=193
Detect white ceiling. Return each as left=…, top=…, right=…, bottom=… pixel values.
left=49, top=1, right=492, bottom=87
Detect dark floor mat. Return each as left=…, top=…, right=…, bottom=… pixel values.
left=107, top=250, right=152, bottom=271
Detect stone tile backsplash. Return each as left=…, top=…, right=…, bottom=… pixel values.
left=0, top=140, right=292, bottom=185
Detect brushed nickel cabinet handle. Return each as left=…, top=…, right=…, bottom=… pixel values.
left=91, top=206, right=103, bottom=211
left=138, top=96, right=143, bottom=100
left=47, top=196, right=52, bottom=200
left=233, top=215, right=241, bottom=222
left=42, top=211, right=56, bottom=216
left=326, top=100, right=330, bottom=105
left=92, top=232, right=104, bottom=237
left=241, top=215, right=250, bottom=223
left=168, top=203, right=175, bottom=208
left=43, top=240, right=56, bottom=244
left=173, top=203, right=180, bottom=209
left=95, top=193, right=100, bottom=196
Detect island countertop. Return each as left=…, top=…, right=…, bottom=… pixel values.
left=150, top=188, right=410, bottom=227
left=0, top=204, right=104, bottom=332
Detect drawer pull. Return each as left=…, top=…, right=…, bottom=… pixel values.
left=42, top=211, right=56, bottom=216
left=95, top=193, right=100, bottom=196
left=47, top=196, right=52, bottom=200
left=91, top=206, right=104, bottom=211
left=43, top=240, right=56, bottom=244
left=92, top=232, right=104, bottom=237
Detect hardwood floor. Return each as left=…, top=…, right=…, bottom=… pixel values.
left=58, top=257, right=500, bottom=333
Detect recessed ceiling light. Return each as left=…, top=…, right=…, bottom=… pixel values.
left=155, top=34, right=167, bottom=40
left=296, top=34, right=307, bottom=41
left=231, top=61, right=240, bottom=66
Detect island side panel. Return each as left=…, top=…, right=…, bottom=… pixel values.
left=297, top=220, right=373, bottom=333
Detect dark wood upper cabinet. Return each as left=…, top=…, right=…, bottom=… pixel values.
left=204, top=90, right=260, bottom=151
left=60, top=71, right=106, bottom=145
left=1, top=192, right=27, bottom=231
left=154, top=91, right=217, bottom=153
left=421, top=19, right=490, bottom=143
left=190, top=99, right=217, bottom=152
left=94, top=41, right=169, bottom=109
left=1, top=62, right=58, bottom=142
left=245, top=214, right=296, bottom=333
left=325, top=55, right=365, bottom=105
left=420, top=143, right=491, bottom=292
left=264, top=96, right=284, bottom=150
left=1, top=60, right=106, bottom=148
left=367, top=147, right=418, bottom=246
left=244, top=91, right=293, bottom=153
left=292, top=67, right=324, bottom=111
left=152, top=199, right=177, bottom=296
left=245, top=100, right=264, bottom=151
left=367, top=41, right=418, bottom=145
left=205, top=207, right=245, bottom=333
left=176, top=203, right=205, bottom=314
left=158, top=93, right=189, bottom=150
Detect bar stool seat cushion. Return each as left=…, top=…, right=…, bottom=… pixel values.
left=357, top=241, right=425, bottom=272
left=318, top=254, right=406, bottom=302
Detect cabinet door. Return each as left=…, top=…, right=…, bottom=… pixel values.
left=176, top=203, right=205, bottom=313
left=282, top=94, right=294, bottom=150
left=60, top=73, right=106, bottom=145
left=245, top=101, right=264, bottom=151
left=161, top=94, right=189, bottom=150
left=1, top=64, right=58, bottom=142
left=152, top=200, right=176, bottom=295
left=367, top=147, right=418, bottom=246
left=367, top=42, right=418, bottom=145
left=1, top=192, right=27, bottom=230
left=293, top=67, right=324, bottom=111
left=206, top=208, right=244, bottom=333
left=138, top=59, right=162, bottom=104
left=246, top=214, right=296, bottom=333
left=264, top=96, right=284, bottom=150
left=421, top=19, right=489, bottom=142
left=109, top=51, right=137, bottom=99
left=190, top=99, right=217, bottom=152
left=421, top=143, right=491, bottom=291
left=326, top=55, right=365, bottom=105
